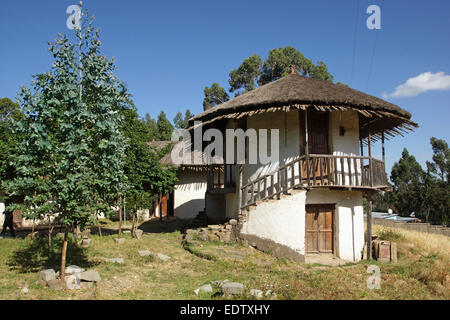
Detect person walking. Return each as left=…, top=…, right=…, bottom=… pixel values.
left=1, top=200, right=16, bottom=238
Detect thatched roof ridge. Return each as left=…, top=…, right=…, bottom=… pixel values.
left=147, top=141, right=208, bottom=169
left=191, top=74, right=412, bottom=121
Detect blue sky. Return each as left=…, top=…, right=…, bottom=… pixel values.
left=0, top=0, right=449, bottom=173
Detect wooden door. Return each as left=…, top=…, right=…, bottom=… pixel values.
left=160, top=194, right=167, bottom=218
left=305, top=204, right=334, bottom=254
left=301, top=112, right=330, bottom=184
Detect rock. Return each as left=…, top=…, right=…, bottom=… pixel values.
left=157, top=253, right=171, bottom=262
left=229, top=219, right=238, bottom=225
left=81, top=229, right=91, bottom=238
left=208, top=234, right=219, bottom=242
left=198, top=232, right=208, bottom=242
left=211, top=280, right=229, bottom=288
left=114, top=238, right=125, bottom=244
left=79, top=270, right=101, bottom=282
left=79, top=238, right=92, bottom=248
left=104, top=258, right=124, bottom=264
left=123, top=230, right=131, bottom=234
left=138, top=250, right=152, bottom=257
left=218, top=231, right=231, bottom=242
left=65, top=265, right=85, bottom=275
left=208, top=225, right=221, bottom=231
left=39, top=269, right=56, bottom=283
left=47, top=279, right=64, bottom=290
left=133, top=229, right=144, bottom=240
left=194, top=284, right=213, bottom=295
left=21, top=287, right=29, bottom=294
left=265, top=290, right=273, bottom=297
left=250, top=289, right=263, bottom=298
left=65, top=274, right=81, bottom=290
left=222, top=282, right=244, bottom=295
left=225, top=224, right=233, bottom=230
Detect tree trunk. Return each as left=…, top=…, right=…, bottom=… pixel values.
left=60, top=227, right=68, bottom=283
left=131, top=200, right=137, bottom=235
left=118, top=193, right=122, bottom=239
left=30, top=219, right=35, bottom=243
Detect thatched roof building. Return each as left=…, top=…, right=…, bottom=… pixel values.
left=147, top=141, right=208, bottom=170
left=190, top=74, right=417, bottom=142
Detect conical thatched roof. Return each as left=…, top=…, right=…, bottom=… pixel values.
left=190, top=74, right=417, bottom=140
left=147, top=141, right=208, bottom=170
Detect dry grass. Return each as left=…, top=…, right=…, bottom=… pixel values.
left=0, top=220, right=448, bottom=300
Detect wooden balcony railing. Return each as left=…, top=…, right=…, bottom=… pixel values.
left=240, top=154, right=387, bottom=210
left=207, top=164, right=236, bottom=192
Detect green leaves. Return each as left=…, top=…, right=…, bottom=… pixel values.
left=7, top=8, right=127, bottom=228
left=203, top=83, right=229, bottom=111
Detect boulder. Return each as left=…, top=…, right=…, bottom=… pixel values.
left=157, top=253, right=171, bottom=262
left=198, top=232, right=208, bottom=242
left=114, top=238, right=125, bottom=244
left=229, top=219, right=238, bottom=226
left=65, top=265, right=85, bottom=275
left=222, top=282, right=244, bottom=295
left=208, top=234, right=220, bottom=242
left=250, top=289, right=263, bottom=298
left=47, top=279, right=64, bottom=290
left=79, top=270, right=101, bottom=282
left=138, top=250, right=152, bottom=257
left=39, top=269, right=56, bottom=283
left=211, top=280, right=229, bottom=288
left=65, top=274, right=81, bottom=290
left=133, top=229, right=144, bottom=240
left=194, top=284, right=213, bottom=295
left=104, top=258, right=124, bottom=264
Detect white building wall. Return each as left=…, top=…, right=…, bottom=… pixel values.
left=0, top=202, right=4, bottom=227
left=241, top=191, right=307, bottom=254
left=174, top=169, right=207, bottom=219
left=306, top=189, right=365, bottom=261
left=241, top=189, right=364, bottom=261
left=243, top=109, right=300, bottom=185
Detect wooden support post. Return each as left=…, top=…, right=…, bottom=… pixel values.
left=237, top=165, right=242, bottom=211
left=381, top=131, right=385, bottom=164
left=368, top=131, right=373, bottom=187
left=366, top=195, right=373, bottom=260
left=305, top=110, right=310, bottom=186
left=118, top=193, right=122, bottom=239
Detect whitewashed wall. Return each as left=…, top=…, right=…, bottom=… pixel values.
left=306, top=189, right=364, bottom=261
left=242, top=110, right=300, bottom=184
left=0, top=202, right=4, bottom=227
left=241, top=191, right=307, bottom=254
left=174, top=169, right=207, bottom=219
left=241, top=189, right=364, bottom=261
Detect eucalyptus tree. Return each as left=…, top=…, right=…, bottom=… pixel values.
left=7, top=9, right=127, bottom=280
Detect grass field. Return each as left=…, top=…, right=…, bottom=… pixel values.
left=0, top=219, right=448, bottom=300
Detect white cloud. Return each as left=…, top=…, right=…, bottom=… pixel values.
left=383, top=72, right=450, bottom=98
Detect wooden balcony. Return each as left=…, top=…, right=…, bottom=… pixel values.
left=207, top=164, right=236, bottom=194
left=240, top=154, right=388, bottom=210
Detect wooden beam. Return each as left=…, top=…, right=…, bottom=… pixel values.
left=382, top=131, right=386, bottom=164
left=366, top=195, right=373, bottom=260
